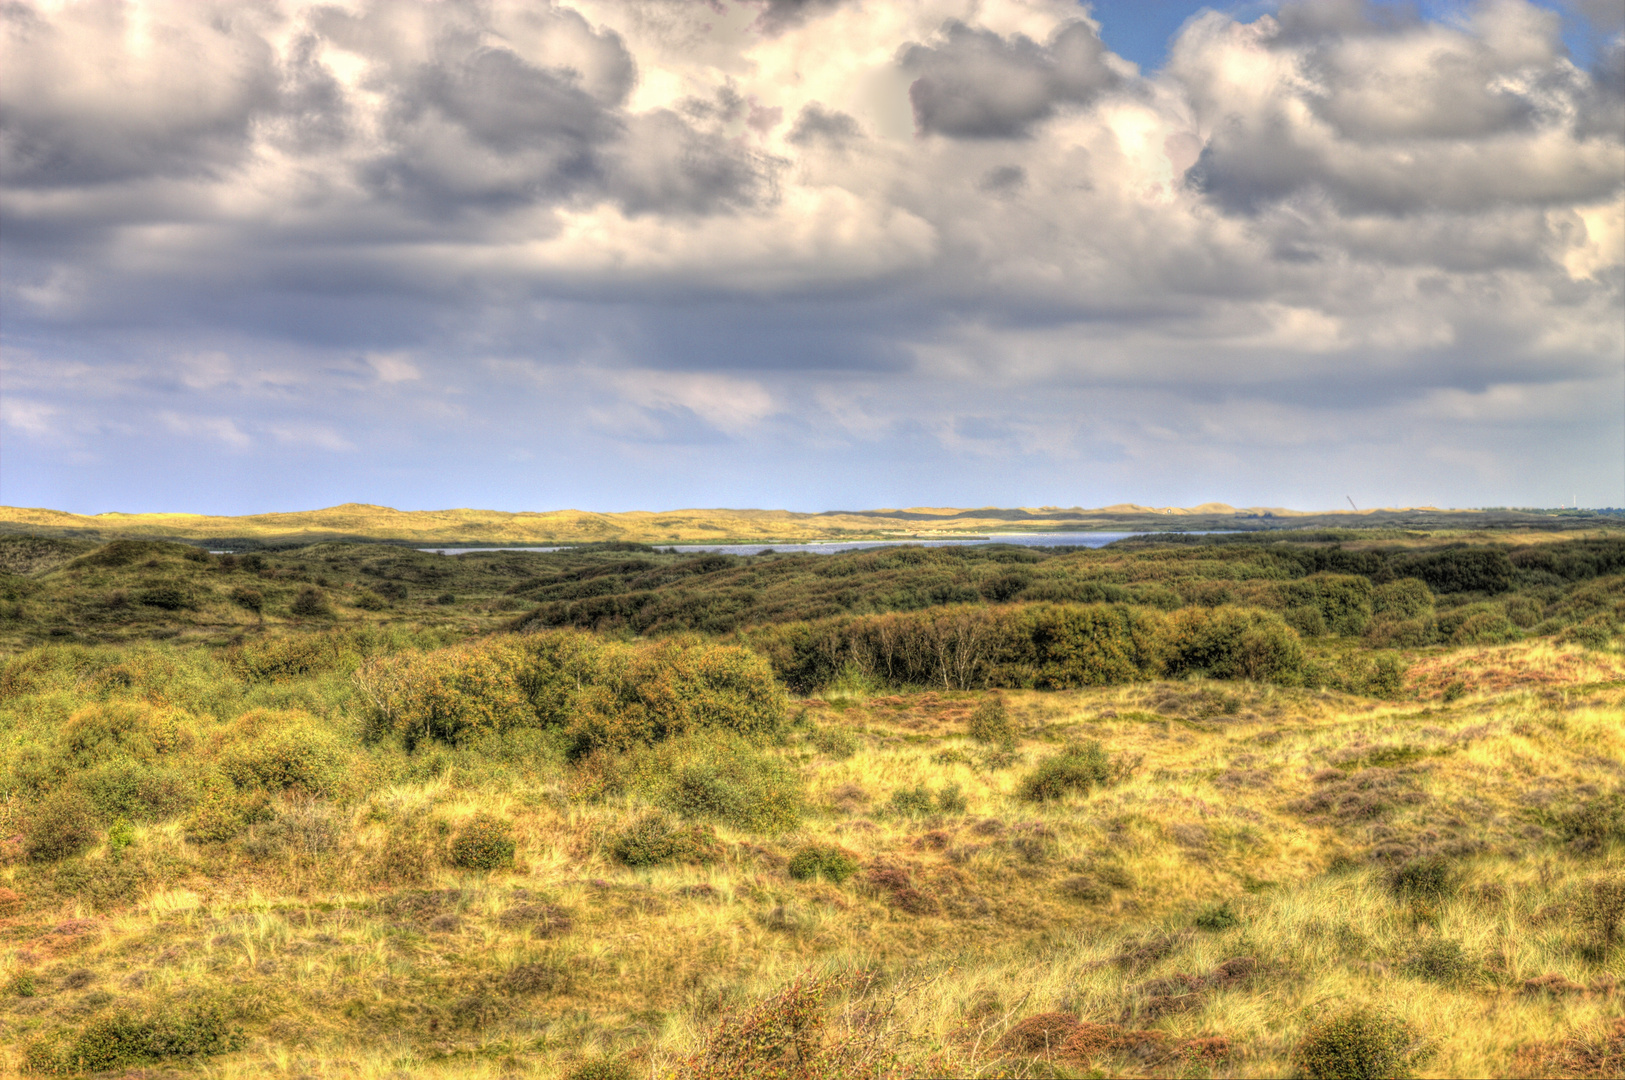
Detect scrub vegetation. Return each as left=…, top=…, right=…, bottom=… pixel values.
left=0, top=527, right=1622, bottom=1077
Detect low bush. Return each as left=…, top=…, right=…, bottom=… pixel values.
left=966, top=697, right=1014, bottom=744
left=1402, top=938, right=1476, bottom=985
left=217, top=709, right=352, bottom=797
left=888, top=785, right=935, bottom=817
left=565, top=1058, right=635, bottom=1080
left=1018, top=741, right=1111, bottom=802
left=23, top=1001, right=243, bottom=1075
left=1195, top=900, right=1241, bottom=931
left=1388, top=856, right=1458, bottom=902
left=810, top=726, right=858, bottom=759
left=660, top=744, right=804, bottom=834
left=1560, top=789, right=1625, bottom=852
left=787, top=844, right=859, bottom=884
left=1577, top=874, right=1625, bottom=959
left=229, top=587, right=264, bottom=614
left=24, top=788, right=99, bottom=862
left=448, top=813, right=516, bottom=871
left=1161, top=607, right=1305, bottom=684
left=609, top=813, right=719, bottom=867
left=1372, top=578, right=1434, bottom=620
left=289, top=587, right=334, bottom=618
left=1294, top=1006, right=1425, bottom=1080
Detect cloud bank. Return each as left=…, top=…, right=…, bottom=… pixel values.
left=2, top=0, right=1621, bottom=513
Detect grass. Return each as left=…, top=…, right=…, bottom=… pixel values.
left=0, top=530, right=1622, bottom=1077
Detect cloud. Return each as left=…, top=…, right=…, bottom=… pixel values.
left=901, top=18, right=1121, bottom=138
left=0, top=0, right=1620, bottom=512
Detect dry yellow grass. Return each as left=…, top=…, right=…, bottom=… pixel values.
left=3, top=640, right=1621, bottom=1077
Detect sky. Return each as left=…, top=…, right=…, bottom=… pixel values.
left=2, top=0, right=1622, bottom=516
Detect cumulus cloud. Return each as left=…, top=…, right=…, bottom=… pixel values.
left=0, top=0, right=1620, bottom=512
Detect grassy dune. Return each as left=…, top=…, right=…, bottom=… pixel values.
left=0, top=531, right=1621, bottom=1078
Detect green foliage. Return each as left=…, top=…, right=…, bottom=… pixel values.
left=1372, top=578, right=1435, bottom=619
left=1018, top=741, right=1112, bottom=802
left=967, top=696, right=1014, bottom=744
left=8, top=969, right=37, bottom=996
left=809, top=725, right=858, bottom=759
left=787, top=844, right=859, bottom=884
left=217, top=709, right=352, bottom=797
left=608, top=813, right=719, bottom=867
left=680, top=972, right=899, bottom=1080
left=1279, top=574, right=1374, bottom=637
left=1576, top=874, right=1625, bottom=958
left=1294, top=1007, right=1424, bottom=1080
left=107, top=816, right=135, bottom=860
left=1396, top=547, right=1514, bottom=595
left=289, top=587, right=334, bottom=618
left=24, top=787, right=98, bottom=862
left=658, top=741, right=805, bottom=834
left=1162, top=607, right=1305, bottom=684
left=1195, top=900, right=1241, bottom=931
left=1402, top=938, right=1475, bottom=985
left=23, top=1001, right=243, bottom=1075
left=230, top=586, right=264, bottom=613
left=566, top=1058, right=635, bottom=1080
left=1562, top=789, right=1625, bottom=852
left=448, top=813, right=516, bottom=871
left=888, top=785, right=935, bottom=816
left=1388, top=856, right=1458, bottom=902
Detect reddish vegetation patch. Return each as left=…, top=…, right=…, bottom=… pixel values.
left=0, top=887, right=23, bottom=915
left=1406, top=646, right=1625, bottom=700
left=1058, top=1021, right=1166, bottom=1063
left=33, top=918, right=99, bottom=957
left=997, top=1012, right=1083, bottom=1055
left=1524, top=972, right=1588, bottom=996
left=1516, top=1019, right=1625, bottom=1079
left=864, top=863, right=938, bottom=915
left=1136, top=957, right=1260, bottom=1018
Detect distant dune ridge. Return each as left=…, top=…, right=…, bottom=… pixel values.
left=0, top=501, right=1586, bottom=547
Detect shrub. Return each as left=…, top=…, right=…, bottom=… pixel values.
left=659, top=742, right=804, bottom=834
left=966, top=697, right=1014, bottom=744
left=22, top=1002, right=243, bottom=1074
left=1372, top=578, right=1434, bottom=620
left=609, top=814, right=719, bottom=867
left=888, top=785, right=935, bottom=817
left=1294, top=1007, right=1425, bottom=1080
left=289, top=587, right=334, bottom=618
left=1018, top=741, right=1111, bottom=802
left=1447, top=609, right=1519, bottom=646
left=1195, top=900, right=1241, bottom=931
left=566, top=1058, right=634, bottom=1080
left=448, top=813, right=516, bottom=871
left=1017, top=604, right=1167, bottom=688
left=1560, top=789, right=1625, bottom=852
left=24, top=788, right=98, bottom=862
left=1577, top=875, right=1625, bottom=959
left=787, top=844, right=859, bottom=884
left=1388, top=856, right=1458, bottom=902
left=217, top=710, right=351, bottom=797
left=1161, top=607, right=1305, bottom=684
left=137, top=586, right=190, bottom=610
left=810, top=726, right=858, bottom=759
left=1396, top=548, right=1514, bottom=595
left=1403, top=939, right=1475, bottom=985
left=353, top=589, right=387, bottom=611
left=1280, top=574, right=1374, bottom=637
left=229, top=587, right=263, bottom=614
left=936, top=782, right=967, bottom=814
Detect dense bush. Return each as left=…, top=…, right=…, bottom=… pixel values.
left=289, top=587, right=334, bottom=618
left=1018, top=741, right=1112, bottom=802
left=1294, top=1007, right=1425, bottom=1079
left=1561, top=789, right=1625, bottom=852
left=1371, top=578, right=1434, bottom=620
left=609, top=813, right=719, bottom=867
left=787, top=844, right=859, bottom=883
left=23, top=1002, right=243, bottom=1074
left=448, top=813, right=516, bottom=870
left=24, top=788, right=99, bottom=862
left=1278, top=574, right=1374, bottom=637
left=1388, top=856, right=1458, bottom=901
left=1395, top=548, right=1514, bottom=595
left=354, top=633, right=785, bottom=752
left=216, top=709, right=352, bottom=798
left=1161, top=607, right=1305, bottom=684
left=966, top=697, right=1014, bottom=744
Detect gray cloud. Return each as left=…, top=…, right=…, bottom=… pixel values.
left=901, top=19, right=1119, bottom=139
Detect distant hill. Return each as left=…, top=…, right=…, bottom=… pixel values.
left=0, top=502, right=1614, bottom=548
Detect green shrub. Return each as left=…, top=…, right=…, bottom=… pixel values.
left=810, top=726, right=858, bottom=759
left=1388, top=856, right=1458, bottom=902
left=1017, top=603, right=1167, bottom=688
left=1279, top=574, right=1374, bottom=637
left=1286, top=605, right=1328, bottom=637
left=936, top=782, right=967, bottom=814
left=1364, top=616, right=1437, bottom=648
left=8, top=969, right=37, bottom=997
left=1576, top=874, right=1625, bottom=958
left=609, top=813, right=719, bottom=867
left=217, top=709, right=351, bottom=797
left=138, top=585, right=190, bottom=610
left=353, top=589, right=387, bottom=611
left=289, top=587, right=334, bottom=618
left=1562, top=789, right=1625, bottom=852
left=1402, top=939, right=1475, bottom=985
left=1018, top=741, right=1111, bottom=802
left=1162, top=607, right=1305, bottom=684
left=1294, top=1006, right=1425, bottom=1079
left=25, top=788, right=98, bottom=862
left=787, top=844, right=859, bottom=884
left=229, top=587, right=263, bottom=614
left=1559, top=616, right=1616, bottom=651
left=1195, top=900, right=1241, bottom=931
left=660, top=745, right=804, bottom=834
left=23, top=1002, right=243, bottom=1074
left=448, top=813, right=516, bottom=871
left=565, top=1058, right=634, bottom=1080
left=1447, top=609, right=1518, bottom=646
left=1372, top=578, right=1434, bottom=619
left=966, top=697, right=1014, bottom=744
left=888, top=785, right=935, bottom=816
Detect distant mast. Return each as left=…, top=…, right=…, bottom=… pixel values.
left=1346, top=496, right=1358, bottom=512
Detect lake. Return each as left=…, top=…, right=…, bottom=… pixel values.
left=418, top=532, right=1197, bottom=556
